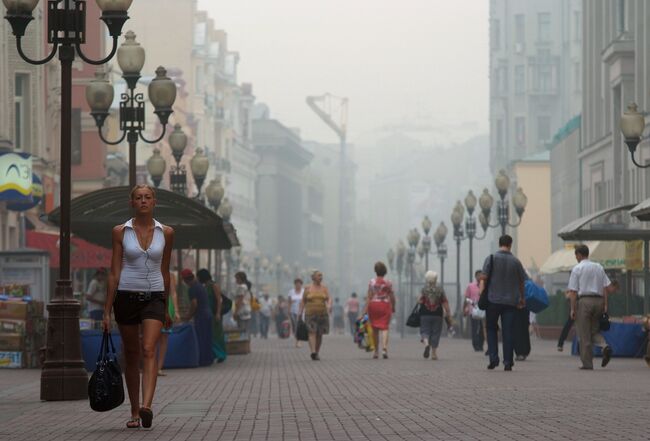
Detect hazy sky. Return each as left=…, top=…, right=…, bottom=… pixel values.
left=197, top=0, right=489, bottom=145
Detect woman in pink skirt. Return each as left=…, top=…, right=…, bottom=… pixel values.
left=362, top=261, right=395, bottom=359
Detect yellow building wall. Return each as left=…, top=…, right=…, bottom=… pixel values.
left=512, top=161, right=551, bottom=272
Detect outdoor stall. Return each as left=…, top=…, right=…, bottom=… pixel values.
left=553, top=204, right=650, bottom=357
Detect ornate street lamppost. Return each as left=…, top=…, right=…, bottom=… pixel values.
left=433, top=221, right=448, bottom=287
left=421, top=216, right=432, bottom=271
left=3, top=0, right=131, bottom=401
left=464, top=190, right=479, bottom=282
left=189, top=148, right=209, bottom=197
left=451, top=202, right=465, bottom=333
left=253, top=250, right=262, bottom=290
left=619, top=102, right=650, bottom=312
left=406, top=228, right=420, bottom=332
left=274, top=255, right=283, bottom=296
left=204, top=178, right=224, bottom=276
left=478, top=170, right=528, bottom=236
left=395, top=240, right=406, bottom=338
left=87, top=32, right=176, bottom=188
left=168, top=124, right=188, bottom=194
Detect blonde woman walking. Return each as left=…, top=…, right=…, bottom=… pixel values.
left=300, top=271, right=331, bottom=360
left=419, top=271, right=451, bottom=360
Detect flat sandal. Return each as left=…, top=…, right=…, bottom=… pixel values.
left=126, top=417, right=140, bottom=429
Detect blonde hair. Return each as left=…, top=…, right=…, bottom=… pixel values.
left=130, top=184, right=156, bottom=200
left=425, top=271, right=438, bottom=285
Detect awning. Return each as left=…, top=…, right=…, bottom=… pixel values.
left=558, top=204, right=650, bottom=241
left=630, top=198, right=650, bottom=221
left=47, top=186, right=239, bottom=250
left=540, top=241, right=626, bottom=274
left=26, top=230, right=111, bottom=269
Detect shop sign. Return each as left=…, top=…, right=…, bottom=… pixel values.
left=0, top=153, right=32, bottom=202
left=7, top=174, right=43, bottom=212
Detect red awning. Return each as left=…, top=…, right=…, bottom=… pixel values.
left=26, top=230, right=111, bottom=269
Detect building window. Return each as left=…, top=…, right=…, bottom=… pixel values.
left=573, top=62, right=581, bottom=92
left=14, top=73, right=30, bottom=151
left=594, top=182, right=606, bottom=211
left=515, top=117, right=526, bottom=146
left=496, top=119, right=504, bottom=150
left=514, top=65, right=525, bottom=95
left=616, top=0, right=626, bottom=35
left=514, top=14, right=525, bottom=45
left=491, top=19, right=500, bottom=50
left=537, top=13, right=551, bottom=42
left=537, top=116, right=551, bottom=143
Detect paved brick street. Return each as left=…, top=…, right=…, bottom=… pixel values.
left=0, top=334, right=649, bottom=441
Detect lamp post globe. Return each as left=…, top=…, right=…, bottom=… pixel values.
left=205, top=179, right=224, bottom=210
left=620, top=102, right=645, bottom=155
left=218, top=197, right=233, bottom=222
left=148, top=66, right=176, bottom=125
left=451, top=208, right=463, bottom=229
left=116, top=30, right=145, bottom=87
left=190, top=147, right=210, bottom=195
left=169, top=124, right=187, bottom=165
left=2, top=0, right=38, bottom=15
left=146, top=147, right=166, bottom=188
left=96, top=0, right=134, bottom=12
left=513, top=187, right=528, bottom=217
left=86, top=71, right=114, bottom=127
left=495, top=169, right=510, bottom=199
left=479, top=188, right=494, bottom=220
left=422, top=215, right=432, bottom=235
left=464, top=190, right=477, bottom=216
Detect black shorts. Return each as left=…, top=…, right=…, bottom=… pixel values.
left=113, top=291, right=166, bottom=325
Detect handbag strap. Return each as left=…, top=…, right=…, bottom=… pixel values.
left=97, top=331, right=108, bottom=363
left=106, top=332, right=117, bottom=356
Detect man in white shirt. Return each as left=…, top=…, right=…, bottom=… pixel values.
left=568, top=244, right=617, bottom=370
left=258, top=292, right=273, bottom=339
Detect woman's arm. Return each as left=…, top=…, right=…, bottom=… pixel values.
left=187, top=298, right=198, bottom=320
left=103, top=226, right=124, bottom=331
left=299, top=287, right=308, bottom=316
left=161, top=227, right=174, bottom=327
left=389, top=285, right=396, bottom=313
left=170, top=274, right=180, bottom=322
left=325, top=287, right=332, bottom=314
left=214, top=283, right=223, bottom=318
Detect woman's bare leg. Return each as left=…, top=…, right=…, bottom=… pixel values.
left=119, top=324, right=141, bottom=419
left=157, top=333, right=168, bottom=374
left=315, top=333, right=323, bottom=353
left=382, top=330, right=390, bottom=352
left=372, top=327, right=379, bottom=355
left=308, top=332, right=317, bottom=353
left=141, top=319, right=163, bottom=409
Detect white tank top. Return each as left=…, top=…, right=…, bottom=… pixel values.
left=117, top=218, right=165, bottom=292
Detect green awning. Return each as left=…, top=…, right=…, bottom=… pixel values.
left=47, top=186, right=238, bottom=250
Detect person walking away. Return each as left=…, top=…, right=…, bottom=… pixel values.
left=513, top=280, right=533, bottom=361
left=197, top=269, right=226, bottom=363
left=557, top=291, right=575, bottom=352
left=250, top=294, right=260, bottom=337
left=481, top=235, right=528, bottom=371
left=419, top=271, right=451, bottom=360
left=332, top=298, right=345, bottom=334
left=345, top=293, right=360, bottom=337
left=275, top=295, right=290, bottom=338
left=233, top=271, right=253, bottom=333
left=300, top=270, right=331, bottom=360
left=103, top=184, right=174, bottom=429
left=568, top=244, right=617, bottom=370
left=258, top=292, right=272, bottom=338
left=463, top=270, right=484, bottom=352
left=85, top=268, right=107, bottom=320
left=288, top=279, right=304, bottom=346
left=362, top=262, right=395, bottom=359
left=182, top=269, right=214, bottom=367
left=157, top=270, right=180, bottom=375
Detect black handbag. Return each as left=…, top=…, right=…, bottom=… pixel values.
left=296, top=319, right=309, bottom=341
left=88, top=331, right=125, bottom=412
left=478, top=254, right=494, bottom=311
left=599, top=312, right=611, bottom=331
left=406, top=303, right=421, bottom=328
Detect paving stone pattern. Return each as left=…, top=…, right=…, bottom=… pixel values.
left=0, top=335, right=648, bottom=440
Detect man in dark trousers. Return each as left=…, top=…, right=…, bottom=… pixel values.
left=480, top=235, right=528, bottom=371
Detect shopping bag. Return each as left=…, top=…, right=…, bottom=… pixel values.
left=88, top=331, right=125, bottom=412
left=471, top=305, right=486, bottom=320
left=296, top=319, right=309, bottom=341
left=525, top=280, right=549, bottom=313
left=406, top=304, right=421, bottom=328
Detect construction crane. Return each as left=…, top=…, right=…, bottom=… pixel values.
left=306, top=94, right=351, bottom=296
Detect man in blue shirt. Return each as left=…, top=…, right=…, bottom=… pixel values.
left=480, top=235, right=528, bottom=371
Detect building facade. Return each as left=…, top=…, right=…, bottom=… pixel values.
left=489, top=0, right=582, bottom=172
